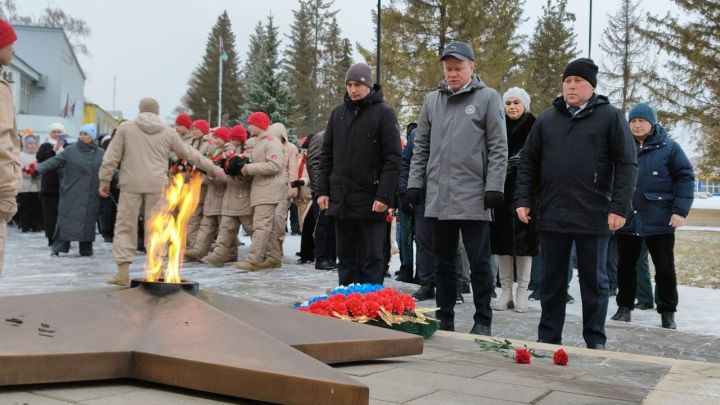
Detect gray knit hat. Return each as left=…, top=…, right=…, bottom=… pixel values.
left=345, top=63, right=373, bottom=88
left=139, top=97, right=160, bottom=114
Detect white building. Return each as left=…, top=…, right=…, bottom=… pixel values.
left=4, top=25, right=85, bottom=138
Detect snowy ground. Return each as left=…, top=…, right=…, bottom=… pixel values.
left=692, top=196, right=720, bottom=209
left=1, top=224, right=719, bottom=361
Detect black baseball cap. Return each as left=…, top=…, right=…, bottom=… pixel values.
left=441, top=41, right=474, bottom=61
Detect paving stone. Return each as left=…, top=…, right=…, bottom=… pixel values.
left=477, top=370, right=647, bottom=402
left=535, top=391, right=637, bottom=405
left=30, top=382, right=138, bottom=402
left=652, top=372, right=720, bottom=398
left=79, top=387, right=243, bottom=405
left=358, top=368, right=547, bottom=403
left=370, top=400, right=401, bottom=405
left=393, top=358, right=494, bottom=378
left=336, top=361, right=398, bottom=377
left=0, top=391, right=73, bottom=404
left=643, top=390, right=720, bottom=405
left=408, top=390, right=526, bottom=405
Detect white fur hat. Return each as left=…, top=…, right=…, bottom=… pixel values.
left=503, top=87, right=531, bottom=112
left=48, top=122, right=65, bottom=132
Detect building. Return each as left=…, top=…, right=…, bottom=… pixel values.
left=5, top=25, right=85, bottom=138
left=83, top=102, right=121, bottom=138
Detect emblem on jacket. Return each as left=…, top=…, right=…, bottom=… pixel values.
left=465, top=105, right=476, bottom=115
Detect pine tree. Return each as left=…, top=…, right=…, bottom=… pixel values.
left=242, top=15, right=293, bottom=137
left=184, top=11, right=243, bottom=126
left=285, top=1, right=320, bottom=137
left=599, top=0, right=654, bottom=113
left=357, top=0, right=525, bottom=123
left=521, top=0, right=578, bottom=113
left=638, top=0, right=720, bottom=176
left=318, top=15, right=353, bottom=122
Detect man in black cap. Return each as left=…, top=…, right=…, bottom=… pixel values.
left=515, top=58, right=638, bottom=349
left=407, top=41, right=508, bottom=335
left=316, top=63, right=401, bottom=286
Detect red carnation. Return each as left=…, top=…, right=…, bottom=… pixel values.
left=386, top=213, right=394, bottom=223
left=514, top=348, right=532, bottom=364
left=553, top=348, right=569, bottom=366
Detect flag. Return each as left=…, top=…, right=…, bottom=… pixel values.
left=61, top=93, right=70, bottom=118
left=219, top=37, right=228, bottom=62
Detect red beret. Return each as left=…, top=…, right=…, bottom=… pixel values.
left=175, top=114, right=192, bottom=129
left=229, top=125, right=248, bottom=142
left=0, top=19, right=17, bottom=50
left=191, top=119, right=210, bottom=135
left=213, top=127, right=230, bottom=143
left=247, top=112, right=270, bottom=130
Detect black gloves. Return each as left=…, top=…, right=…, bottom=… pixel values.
left=290, top=179, right=305, bottom=188
left=484, top=191, right=505, bottom=210
left=402, top=188, right=424, bottom=214
left=224, top=156, right=246, bottom=176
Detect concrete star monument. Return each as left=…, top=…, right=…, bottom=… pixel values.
left=0, top=282, right=423, bottom=404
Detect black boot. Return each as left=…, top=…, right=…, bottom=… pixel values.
left=413, top=284, right=435, bottom=301
left=587, top=343, right=606, bottom=350
left=661, top=312, right=676, bottom=329
left=635, top=302, right=654, bottom=310
left=438, top=319, right=454, bottom=331
left=469, top=323, right=491, bottom=336
left=395, top=265, right=417, bottom=284
left=460, top=282, right=471, bottom=294
left=315, top=260, right=336, bottom=271
left=529, top=288, right=541, bottom=301
left=610, top=306, right=632, bottom=322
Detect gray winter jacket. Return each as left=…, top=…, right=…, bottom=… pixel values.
left=408, top=75, right=508, bottom=220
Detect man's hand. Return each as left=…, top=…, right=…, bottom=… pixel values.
left=212, top=167, right=227, bottom=180
left=372, top=200, right=389, bottom=213
left=608, top=213, right=626, bottom=231
left=516, top=207, right=531, bottom=224
left=99, top=184, right=110, bottom=198
left=669, top=214, right=686, bottom=228
left=290, top=179, right=305, bottom=188
left=402, top=188, right=423, bottom=214
left=317, top=196, right=329, bottom=210
left=484, top=191, right=505, bottom=209
left=54, top=140, right=64, bottom=151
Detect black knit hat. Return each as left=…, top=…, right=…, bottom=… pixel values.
left=562, top=58, right=598, bottom=88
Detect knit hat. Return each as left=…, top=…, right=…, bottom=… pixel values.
left=48, top=122, right=65, bottom=132
left=79, top=123, right=97, bottom=140
left=23, top=134, right=39, bottom=148
left=628, top=103, right=657, bottom=125
left=503, top=87, right=531, bottom=112
left=345, top=63, right=373, bottom=88
left=191, top=119, right=210, bottom=135
left=0, top=19, right=17, bottom=50
left=22, top=128, right=33, bottom=136
left=213, top=127, right=230, bottom=143
left=247, top=112, right=270, bottom=130
left=229, top=125, right=248, bottom=142
left=175, top=113, right=192, bottom=129
left=441, top=41, right=474, bottom=61
left=138, top=97, right=160, bottom=114
left=562, top=58, right=598, bottom=88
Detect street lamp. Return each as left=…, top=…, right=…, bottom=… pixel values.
left=376, top=0, right=381, bottom=85
left=588, top=0, right=593, bottom=58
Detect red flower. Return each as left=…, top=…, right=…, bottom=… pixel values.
left=514, top=348, right=532, bottom=364
left=553, top=348, right=569, bottom=366
left=386, top=213, right=394, bottom=223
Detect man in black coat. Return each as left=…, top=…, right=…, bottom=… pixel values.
left=317, top=63, right=402, bottom=286
left=515, top=58, right=637, bottom=350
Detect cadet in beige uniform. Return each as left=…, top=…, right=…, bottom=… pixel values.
left=234, top=112, right=286, bottom=271
left=267, top=123, right=299, bottom=259
left=186, top=119, right=210, bottom=248
left=99, top=98, right=225, bottom=285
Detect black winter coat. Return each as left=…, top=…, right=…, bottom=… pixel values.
left=491, top=113, right=538, bottom=256
left=36, top=143, right=60, bottom=195
left=515, top=94, right=638, bottom=235
left=317, top=85, right=401, bottom=220
left=618, top=125, right=694, bottom=237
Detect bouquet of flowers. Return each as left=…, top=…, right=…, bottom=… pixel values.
left=22, top=162, right=37, bottom=176
left=295, top=284, right=438, bottom=338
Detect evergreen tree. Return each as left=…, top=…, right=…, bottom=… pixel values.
left=285, top=1, right=320, bottom=137
left=358, top=0, right=525, bottom=123
left=599, top=0, right=654, bottom=113
left=638, top=0, right=720, bottom=176
left=521, top=0, right=578, bottom=113
left=242, top=15, right=293, bottom=138
left=184, top=11, right=243, bottom=125
left=319, top=16, right=353, bottom=121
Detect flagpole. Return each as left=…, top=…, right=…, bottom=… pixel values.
left=218, top=37, right=223, bottom=127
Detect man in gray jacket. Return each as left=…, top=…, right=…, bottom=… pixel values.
left=407, top=41, right=508, bottom=334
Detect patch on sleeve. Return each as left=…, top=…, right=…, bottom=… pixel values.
left=268, top=152, right=279, bottom=161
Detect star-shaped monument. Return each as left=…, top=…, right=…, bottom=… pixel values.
left=0, top=282, right=423, bottom=404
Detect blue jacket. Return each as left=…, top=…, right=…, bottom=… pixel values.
left=618, top=125, right=694, bottom=236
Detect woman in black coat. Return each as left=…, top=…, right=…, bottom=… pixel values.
left=37, top=124, right=104, bottom=256
left=490, top=87, right=538, bottom=313
left=36, top=142, right=61, bottom=246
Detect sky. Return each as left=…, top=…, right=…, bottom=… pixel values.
left=16, top=0, right=689, bottom=149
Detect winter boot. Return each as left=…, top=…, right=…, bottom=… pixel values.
left=611, top=306, right=632, bottom=322
left=234, top=260, right=271, bottom=272
left=107, top=263, right=130, bottom=285
left=661, top=312, right=676, bottom=329
left=491, top=257, right=514, bottom=310
left=201, top=255, right=225, bottom=268
left=514, top=257, right=532, bottom=313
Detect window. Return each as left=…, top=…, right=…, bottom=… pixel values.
left=19, top=76, right=31, bottom=114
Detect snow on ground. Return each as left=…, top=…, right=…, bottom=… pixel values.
left=692, top=196, right=720, bottom=209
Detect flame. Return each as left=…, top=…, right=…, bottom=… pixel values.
left=145, top=173, right=203, bottom=283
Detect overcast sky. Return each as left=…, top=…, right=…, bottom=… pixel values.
left=18, top=0, right=684, bottom=142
